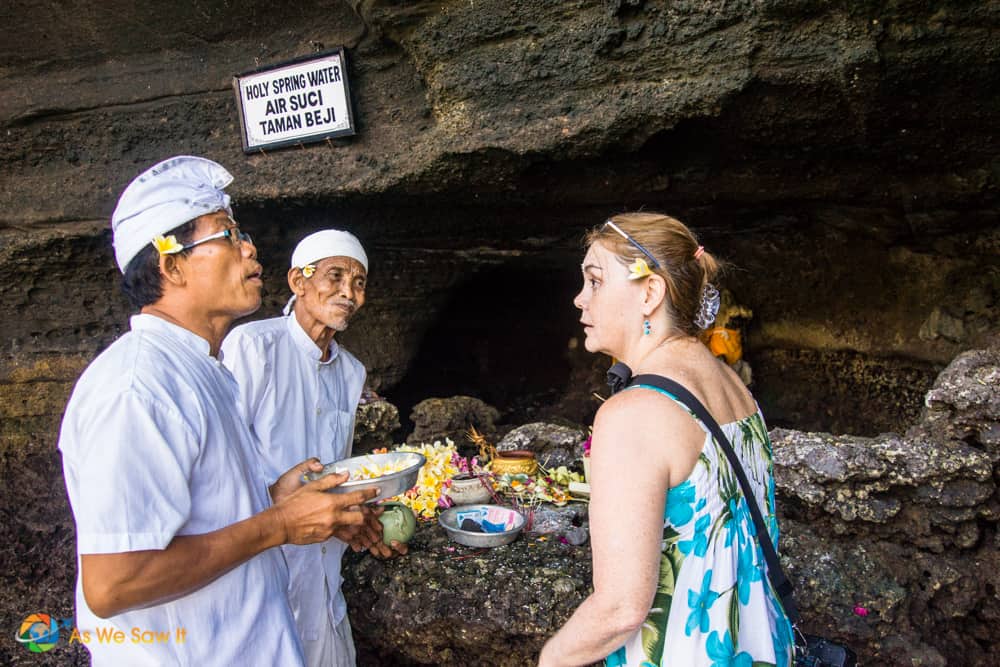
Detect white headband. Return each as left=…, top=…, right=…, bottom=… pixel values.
left=290, top=229, right=368, bottom=272
left=284, top=229, right=369, bottom=315
left=111, top=156, right=233, bottom=272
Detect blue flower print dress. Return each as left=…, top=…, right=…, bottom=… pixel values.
left=606, top=385, right=794, bottom=667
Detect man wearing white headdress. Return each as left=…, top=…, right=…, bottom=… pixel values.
left=58, top=156, right=379, bottom=666
left=222, top=229, right=406, bottom=667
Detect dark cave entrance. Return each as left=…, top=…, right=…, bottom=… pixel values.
left=242, top=200, right=964, bottom=441
left=387, top=252, right=592, bottom=436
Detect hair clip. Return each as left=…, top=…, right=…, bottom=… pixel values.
left=604, top=220, right=660, bottom=269
left=694, top=245, right=705, bottom=260
left=694, top=284, right=721, bottom=329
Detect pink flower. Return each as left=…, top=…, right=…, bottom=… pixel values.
left=450, top=450, right=480, bottom=475
left=582, top=436, right=592, bottom=457
left=853, top=605, right=869, bottom=617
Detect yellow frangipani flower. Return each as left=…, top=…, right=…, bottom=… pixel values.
left=392, top=439, right=463, bottom=519
left=152, top=235, right=184, bottom=255
left=301, top=264, right=316, bottom=278
left=627, top=257, right=654, bottom=280
left=354, top=458, right=410, bottom=480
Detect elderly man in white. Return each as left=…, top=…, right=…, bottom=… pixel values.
left=58, top=156, right=379, bottom=666
left=222, top=229, right=406, bottom=667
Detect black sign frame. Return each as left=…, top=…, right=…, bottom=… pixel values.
left=232, top=47, right=356, bottom=153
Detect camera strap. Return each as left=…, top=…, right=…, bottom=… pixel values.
left=625, top=372, right=802, bottom=625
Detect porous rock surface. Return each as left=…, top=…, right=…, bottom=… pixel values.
left=342, top=344, right=1000, bottom=666
left=495, top=422, right=588, bottom=469
left=407, top=395, right=501, bottom=450
left=354, top=398, right=402, bottom=453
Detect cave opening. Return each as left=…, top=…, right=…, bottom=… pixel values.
left=386, top=250, right=593, bottom=437
left=234, top=197, right=963, bottom=443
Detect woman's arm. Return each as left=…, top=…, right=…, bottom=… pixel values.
left=539, top=390, right=703, bottom=667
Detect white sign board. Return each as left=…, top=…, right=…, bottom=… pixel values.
left=233, top=49, right=356, bottom=152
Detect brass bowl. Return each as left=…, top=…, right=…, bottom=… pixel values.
left=490, top=450, right=537, bottom=476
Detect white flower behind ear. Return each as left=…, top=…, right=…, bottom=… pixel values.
left=301, top=264, right=316, bottom=278
left=627, top=258, right=654, bottom=280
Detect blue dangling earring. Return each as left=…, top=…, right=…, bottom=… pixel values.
left=643, top=319, right=651, bottom=335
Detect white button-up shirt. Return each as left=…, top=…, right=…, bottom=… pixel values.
left=221, top=314, right=366, bottom=642
left=58, top=314, right=303, bottom=666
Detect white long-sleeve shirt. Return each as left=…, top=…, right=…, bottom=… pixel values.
left=59, top=314, right=303, bottom=666
left=221, top=313, right=366, bottom=642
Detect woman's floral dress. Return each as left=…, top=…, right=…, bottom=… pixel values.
left=606, top=384, right=794, bottom=667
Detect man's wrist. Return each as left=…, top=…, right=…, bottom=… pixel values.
left=258, top=505, right=287, bottom=548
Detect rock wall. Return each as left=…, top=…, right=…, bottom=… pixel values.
left=770, top=343, right=1000, bottom=665
left=1, top=1, right=999, bottom=664
left=2, top=2, right=998, bottom=446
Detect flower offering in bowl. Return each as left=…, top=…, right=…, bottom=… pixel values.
left=305, top=452, right=426, bottom=504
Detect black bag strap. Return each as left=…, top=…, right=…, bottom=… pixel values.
left=627, top=372, right=801, bottom=625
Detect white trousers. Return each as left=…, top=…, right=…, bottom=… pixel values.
left=303, top=613, right=357, bottom=667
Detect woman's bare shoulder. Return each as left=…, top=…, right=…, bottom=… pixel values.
left=598, top=386, right=685, bottom=421
left=595, top=388, right=705, bottom=450
left=590, top=388, right=704, bottom=490
left=649, top=352, right=757, bottom=423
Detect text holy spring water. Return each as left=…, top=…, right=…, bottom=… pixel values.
left=244, top=65, right=342, bottom=136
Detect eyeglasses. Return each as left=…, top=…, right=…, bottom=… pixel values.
left=182, top=222, right=254, bottom=251
left=603, top=220, right=660, bottom=269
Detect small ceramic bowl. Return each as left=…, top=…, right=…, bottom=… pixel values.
left=438, top=504, right=525, bottom=548
left=445, top=474, right=494, bottom=506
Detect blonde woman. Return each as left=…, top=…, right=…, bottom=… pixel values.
left=539, top=213, right=793, bottom=667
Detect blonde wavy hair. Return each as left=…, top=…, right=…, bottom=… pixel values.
left=585, top=212, right=722, bottom=336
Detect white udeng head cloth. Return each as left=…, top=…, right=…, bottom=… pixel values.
left=284, top=229, right=369, bottom=315
left=290, top=229, right=368, bottom=273
left=111, top=155, right=234, bottom=272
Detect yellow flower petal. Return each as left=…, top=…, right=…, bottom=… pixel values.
left=302, top=264, right=316, bottom=278
left=152, top=235, right=183, bottom=255
left=627, top=258, right=654, bottom=280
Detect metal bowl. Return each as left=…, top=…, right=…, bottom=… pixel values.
left=305, top=452, right=426, bottom=504
left=438, top=504, right=525, bottom=548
